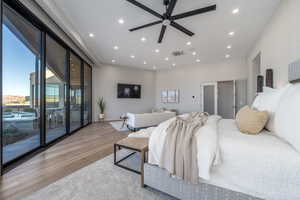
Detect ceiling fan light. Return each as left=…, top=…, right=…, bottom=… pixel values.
left=162, top=20, right=170, bottom=26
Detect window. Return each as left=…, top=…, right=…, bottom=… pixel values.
left=46, top=84, right=60, bottom=107
left=45, top=35, right=67, bottom=143
left=1, top=1, right=93, bottom=171
left=70, top=53, right=82, bottom=131
left=84, top=63, right=92, bottom=125
left=2, top=5, right=41, bottom=163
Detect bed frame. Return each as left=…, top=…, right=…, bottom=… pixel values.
left=144, top=163, right=263, bottom=200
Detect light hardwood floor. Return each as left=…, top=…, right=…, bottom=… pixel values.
left=0, top=122, right=129, bottom=200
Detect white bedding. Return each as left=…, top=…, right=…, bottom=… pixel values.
left=129, top=118, right=300, bottom=200
left=146, top=114, right=222, bottom=180
left=206, top=119, right=300, bottom=200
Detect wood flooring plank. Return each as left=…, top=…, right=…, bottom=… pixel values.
left=0, top=122, right=129, bottom=200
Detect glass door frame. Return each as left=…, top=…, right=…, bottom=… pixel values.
left=83, top=62, right=93, bottom=125
left=69, top=51, right=83, bottom=133
left=0, top=0, right=93, bottom=174
left=0, top=0, right=3, bottom=176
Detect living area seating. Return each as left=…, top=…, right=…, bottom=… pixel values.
left=126, top=111, right=176, bottom=131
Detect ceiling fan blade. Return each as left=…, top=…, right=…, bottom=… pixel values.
left=158, top=25, right=167, bottom=43
left=126, top=0, right=164, bottom=19
left=171, top=4, right=216, bottom=20
left=166, top=0, right=177, bottom=17
left=170, top=21, right=194, bottom=36
left=129, top=20, right=163, bottom=32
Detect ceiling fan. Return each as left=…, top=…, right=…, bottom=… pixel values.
left=126, top=0, right=216, bottom=43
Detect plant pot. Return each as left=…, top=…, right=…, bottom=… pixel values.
left=99, top=113, right=105, bottom=120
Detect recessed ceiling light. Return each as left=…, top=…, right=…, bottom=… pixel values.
left=130, top=55, right=135, bottom=59
left=153, top=66, right=157, bottom=70
left=192, top=51, right=197, bottom=56
left=225, top=54, right=231, bottom=58
left=196, top=59, right=201, bottom=63
left=172, top=63, right=176, bottom=67
left=232, top=8, right=239, bottom=14
left=143, top=61, right=147, bottom=65
left=165, top=57, right=169, bottom=61
left=228, top=31, right=235, bottom=36
left=227, top=45, right=232, bottom=49
left=141, top=37, right=147, bottom=42
left=112, top=59, right=116, bottom=63
left=186, top=41, right=192, bottom=46
left=89, top=33, right=94, bottom=37
left=118, top=18, right=124, bottom=24
left=113, top=46, right=119, bottom=50
left=155, top=49, right=160, bottom=53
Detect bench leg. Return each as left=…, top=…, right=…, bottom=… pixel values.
left=114, top=144, right=117, bottom=164
left=141, top=150, right=145, bottom=187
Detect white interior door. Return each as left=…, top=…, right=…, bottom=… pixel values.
left=201, top=83, right=218, bottom=115
left=217, top=80, right=235, bottom=119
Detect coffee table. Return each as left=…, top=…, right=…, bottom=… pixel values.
left=114, top=137, right=149, bottom=187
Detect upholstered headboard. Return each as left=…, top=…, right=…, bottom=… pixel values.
left=289, top=59, right=300, bottom=83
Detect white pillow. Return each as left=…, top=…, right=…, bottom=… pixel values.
left=274, top=84, right=300, bottom=152
left=252, top=84, right=291, bottom=132
left=251, top=87, right=276, bottom=110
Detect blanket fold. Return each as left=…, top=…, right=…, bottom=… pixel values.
left=159, top=112, right=209, bottom=184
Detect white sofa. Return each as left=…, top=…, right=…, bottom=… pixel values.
left=126, top=111, right=176, bottom=131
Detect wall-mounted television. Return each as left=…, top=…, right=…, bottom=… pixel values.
left=117, top=83, right=141, bottom=99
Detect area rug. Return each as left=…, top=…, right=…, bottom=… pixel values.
left=110, top=121, right=129, bottom=132
left=24, top=150, right=175, bottom=200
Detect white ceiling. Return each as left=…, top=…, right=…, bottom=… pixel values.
left=36, top=0, right=281, bottom=70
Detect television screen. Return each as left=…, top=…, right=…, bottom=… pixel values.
left=117, top=84, right=141, bottom=99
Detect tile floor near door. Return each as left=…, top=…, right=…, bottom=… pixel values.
left=0, top=122, right=130, bottom=200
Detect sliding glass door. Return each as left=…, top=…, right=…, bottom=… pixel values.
left=83, top=63, right=92, bottom=125
left=2, top=5, right=41, bottom=163
left=45, top=35, right=67, bottom=143
left=0, top=1, right=93, bottom=172
left=69, top=53, right=81, bottom=132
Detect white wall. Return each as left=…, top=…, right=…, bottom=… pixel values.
left=92, top=65, right=156, bottom=121
left=247, top=0, right=300, bottom=102
left=155, top=59, right=248, bottom=114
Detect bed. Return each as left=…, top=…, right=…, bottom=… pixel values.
left=129, top=82, right=300, bottom=200
left=137, top=118, right=300, bottom=200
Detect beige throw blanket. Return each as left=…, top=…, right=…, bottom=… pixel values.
left=159, top=112, right=209, bottom=184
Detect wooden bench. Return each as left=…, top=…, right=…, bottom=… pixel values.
left=114, top=137, right=149, bottom=187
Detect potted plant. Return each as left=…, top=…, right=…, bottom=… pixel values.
left=97, top=97, right=106, bottom=120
